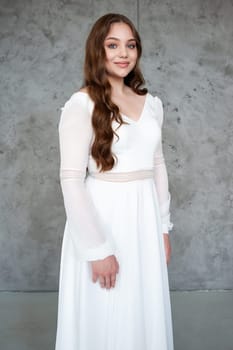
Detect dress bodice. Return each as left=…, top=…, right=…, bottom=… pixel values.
left=80, top=92, right=164, bottom=173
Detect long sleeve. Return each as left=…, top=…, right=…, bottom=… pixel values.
left=153, top=96, right=173, bottom=234
left=58, top=93, right=116, bottom=261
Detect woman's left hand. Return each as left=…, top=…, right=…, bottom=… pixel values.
left=163, top=233, right=172, bottom=265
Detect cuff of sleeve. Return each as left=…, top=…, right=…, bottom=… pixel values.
left=162, top=222, right=174, bottom=234
left=75, top=238, right=116, bottom=262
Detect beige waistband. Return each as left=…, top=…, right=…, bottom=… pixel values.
left=88, top=169, right=154, bottom=182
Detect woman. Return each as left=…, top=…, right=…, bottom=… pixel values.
left=55, top=13, right=174, bottom=350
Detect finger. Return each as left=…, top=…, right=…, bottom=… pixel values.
left=105, top=276, right=111, bottom=289
left=110, top=274, right=116, bottom=288
left=99, top=276, right=105, bottom=288
left=92, top=272, right=98, bottom=283
left=116, top=262, right=119, bottom=273
left=168, top=254, right=171, bottom=264
left=167, top=254, right=170, bottom=265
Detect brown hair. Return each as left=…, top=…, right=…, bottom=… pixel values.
left=83, top=13, right=147, bottom=172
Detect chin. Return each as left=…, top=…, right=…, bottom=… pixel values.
left=109, top=69, right=133, bottom=79
left=106, top=65, right=134, bottom=78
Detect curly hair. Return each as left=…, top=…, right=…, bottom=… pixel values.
left=82, top=13, right=147, bottom=172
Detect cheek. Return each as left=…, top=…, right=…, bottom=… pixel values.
left=131, top=50, right=138, bottom=61
left=105, top=50, right=115, bottom=62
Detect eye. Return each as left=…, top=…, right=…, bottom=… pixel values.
left=107, top=43, right=117, bottom=49
left=128, top=43, right=136, bottom=49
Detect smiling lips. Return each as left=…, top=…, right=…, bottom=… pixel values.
left=115, top=62, right=130, bottom=68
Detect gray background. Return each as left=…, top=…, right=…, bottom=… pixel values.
left=0, top=0, right=232, bottom=291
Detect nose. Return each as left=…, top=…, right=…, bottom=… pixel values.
left=118, top=45, right=128, bottom=58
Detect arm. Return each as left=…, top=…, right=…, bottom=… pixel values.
left=58, top=93, right=116, bottom=261
left=153, top=96, right=173, bottom=234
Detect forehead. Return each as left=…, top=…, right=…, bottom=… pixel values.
left=105, top=22, right=135, bottom=39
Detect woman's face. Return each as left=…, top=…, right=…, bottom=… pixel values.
left=104, top=22, right=138, bottom=79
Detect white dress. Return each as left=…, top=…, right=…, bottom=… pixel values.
left=55, top=91, right=174, bottom=350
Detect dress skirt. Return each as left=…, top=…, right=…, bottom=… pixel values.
left=55, top=175, right=174, bottom=350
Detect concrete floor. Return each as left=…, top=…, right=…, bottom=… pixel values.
left=0, top=291, right=232, bottom=350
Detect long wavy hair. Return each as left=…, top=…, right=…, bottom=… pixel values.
left=83, top=13, right=147, bottom=172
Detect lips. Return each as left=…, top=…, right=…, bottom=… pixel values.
left=115, top=62, right=130, bottom=68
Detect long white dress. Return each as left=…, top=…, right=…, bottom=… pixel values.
left=55, top=91, right=174, bottom=350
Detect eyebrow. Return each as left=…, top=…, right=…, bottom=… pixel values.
left=105, top=37, right=136, bottom=42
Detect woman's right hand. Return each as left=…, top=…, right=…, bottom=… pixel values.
left=91, top=255, right=119, bottom=289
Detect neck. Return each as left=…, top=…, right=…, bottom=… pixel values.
left=107, top=76, right=128, bottom=96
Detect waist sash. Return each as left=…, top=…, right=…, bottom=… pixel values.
left=88, top=169, right=154, bottom=182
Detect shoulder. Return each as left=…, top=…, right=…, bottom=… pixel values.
left=147, top=92, right=164, bottom=127
left=79, top=86, right=89, bottom=93
left=147, top=92, right=163, bottom=110
left=62, top=88, right=91, bottom=108
left=58, top=89, right=93, bottom=130
left=60, top=87, right=94, bottom=116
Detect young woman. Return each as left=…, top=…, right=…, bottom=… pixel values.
left=55, top=13, right=174, bottom=350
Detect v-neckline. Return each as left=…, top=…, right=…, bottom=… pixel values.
left=120, top=93, right=149, bottom=124
left=76, top=90, right=149, bottom=124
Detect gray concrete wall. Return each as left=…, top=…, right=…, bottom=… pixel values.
left=0, top=0, right=232, bottom=291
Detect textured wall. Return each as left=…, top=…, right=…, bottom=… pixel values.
left=0, top=0, right=232, bottom=291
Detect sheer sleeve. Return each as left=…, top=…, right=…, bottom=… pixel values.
left=153, top=96, right=174, bottom=234
left=58, top=92, right=116, bottom=261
